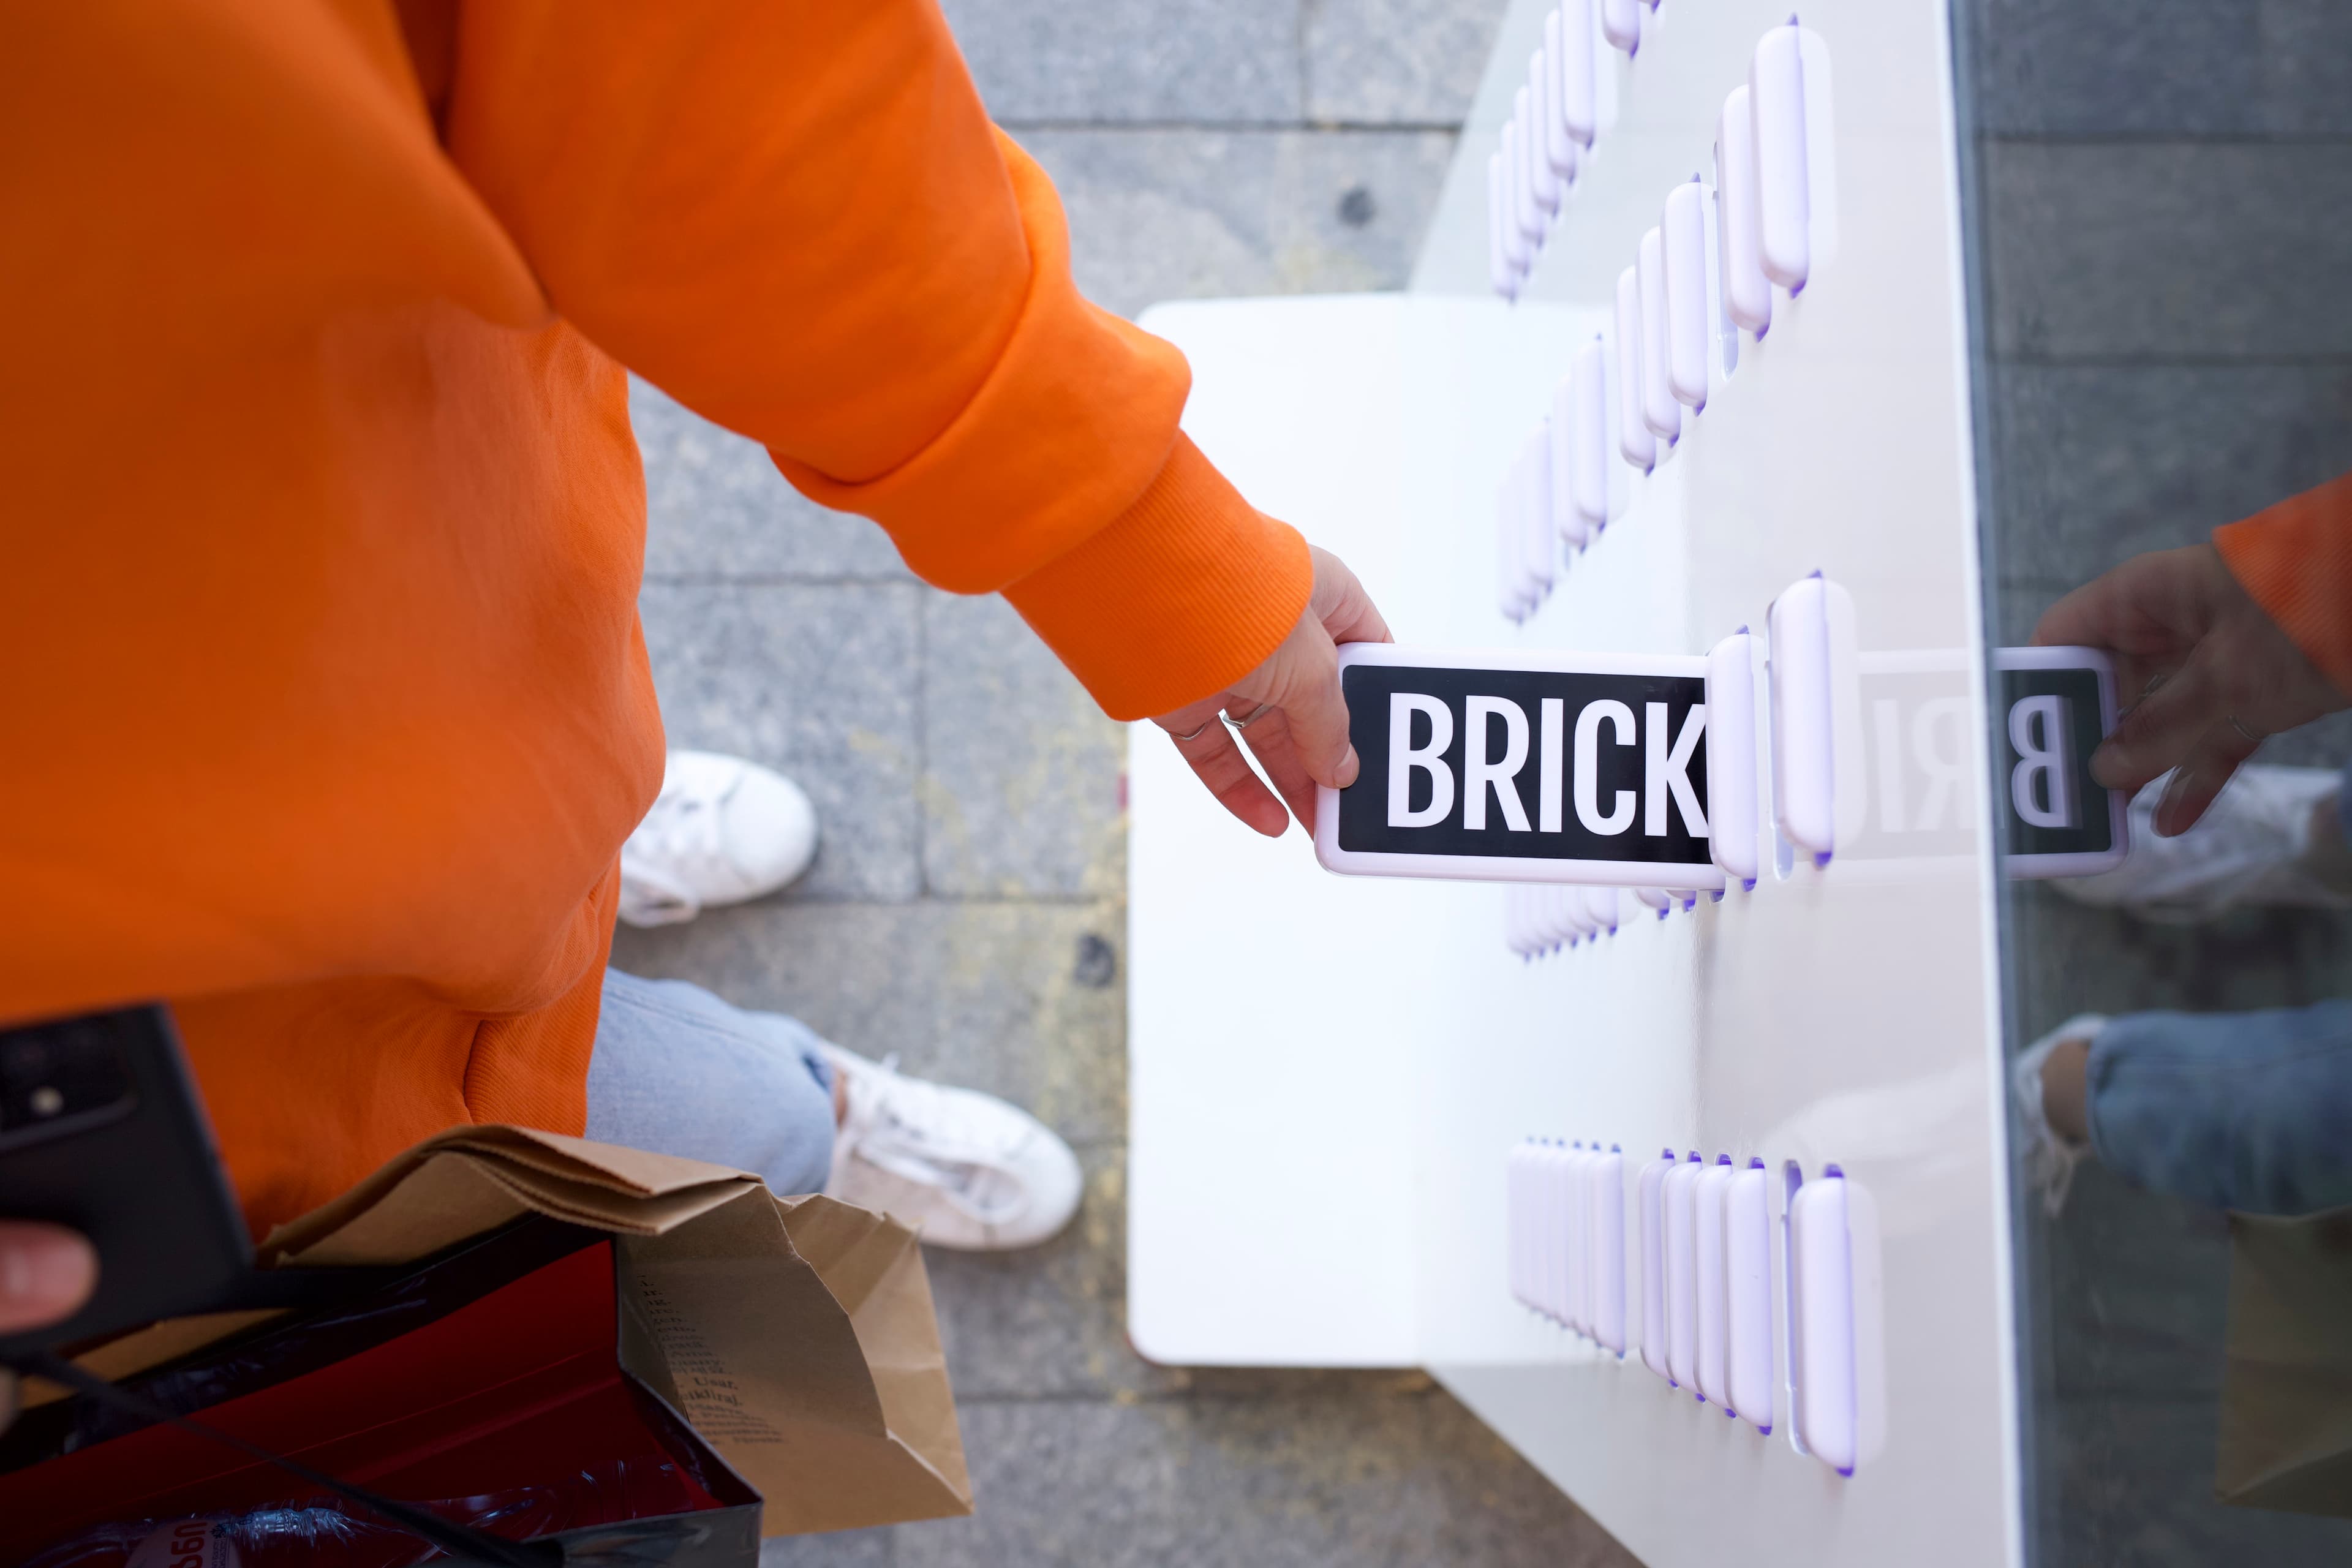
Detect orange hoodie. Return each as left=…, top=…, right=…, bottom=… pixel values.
left=0, top=0, right=1310, bottom=1232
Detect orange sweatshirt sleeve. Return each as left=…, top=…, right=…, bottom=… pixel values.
left=2214, top=469, right=2352, bottom=698
left=439, top=1, right=1308, bottom=719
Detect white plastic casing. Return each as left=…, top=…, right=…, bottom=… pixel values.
left=1766, top=572, right=1858, bottom=864
left=1660, top=180, right=1712, bottom=410
left=1539, top=17, right=1580, bottom=183
left=1726, top=1159, right=1777, bottom=1433
left=1789, top=1168, right=1886, bottom=1477
left=1635, top=228, right=1681, bottom=445
left=1494, top=473, right=1526, bottom=622
left=1584, top=884, right=1619, bottom=937
left=1548, top=375, right=1593, bottom=551
left=1556, top=0, right=1599, bottom=147
left=1568, top=340, right=1611, bottom=532
left=1637, top=1151, right=1672, bottom=1381
left=1488, top=151, right=1518, bottom=300
left=1749, top=24, right=1808, bottom=290
left=1663, top=1152, right=1700, bottom=1389
left=1540, top=885, right=1577, bottom=949
left=1589, top=1147, right=1626, bottom=1355
left=1528, top=53, right=1563, bottom=213
left=1694, top=1156, right=1736, bottom=1411
left=1704, top=628, right=1759, bottom=888
left=1509, top=94, right=1543, bottom=246
left=1714, top=85, right=1771, bottom=333
left=1613, top=270, right=1655, bottom=470
left=1541, top=1140, right=1570, bottom=1321
left=1750, top=24, right=1838, bottom=294
left=1632, top=884, right=1672, bottom=916
left=1600, top=0, right=1640, bottom=57
left=1569, top=1143, right=1595, bottom=1334
left=1514, top=1147, right=1533, bottom=1306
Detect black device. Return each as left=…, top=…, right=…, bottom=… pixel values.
left=0, top=1005, right=254, bottom=1360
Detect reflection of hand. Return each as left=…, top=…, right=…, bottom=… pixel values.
left=0, top=1221, right=96, bottom=1430
left=2035, top=543, right=2346, bottom=835
left=1151, top=546, right=1393, bottom=836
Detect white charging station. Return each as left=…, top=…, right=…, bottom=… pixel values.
left=1126, top=2, right=2073, bottom=1564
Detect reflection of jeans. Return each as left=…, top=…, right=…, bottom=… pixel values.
left=2089, top=1001, right=2352, bottom=1216
left=583, top=969, right=837, bottom=1196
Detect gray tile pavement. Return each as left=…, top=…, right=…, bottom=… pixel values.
left=940, top=0, right=1303, bottom=124
left=1023, top=127, right=1458, bottom=317
left=637, top=580, right=924, bottom=902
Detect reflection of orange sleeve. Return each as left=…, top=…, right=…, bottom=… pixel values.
left=2214, top=470, right=2352, bottom=699
left=447, top=3, right=1308, bottom=717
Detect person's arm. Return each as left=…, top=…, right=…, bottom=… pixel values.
left=2035, top=472, right=2352, bottom=835
left=437, top=1, right=1374, bottom=829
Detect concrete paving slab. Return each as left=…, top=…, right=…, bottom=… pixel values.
left=638, top=581, right=924, bottom=902
left=889, top=1389, right=1638, bottom=1568
left=1020, top=127, right=1457, bottom=317
left=633, top=379, right=912, bottom=583
left=940, top=0, right=1303, bottom=124
left=921, top=592, right=1126, bottom=900
left=1305, top=0, right=1508, bottom=126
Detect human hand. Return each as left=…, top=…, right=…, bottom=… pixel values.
left=1152, top=546, right=1393, bottom=836
left=0, top=1221, right=97, bottom=1428
left=2035, top=543, right=2346, bottom=835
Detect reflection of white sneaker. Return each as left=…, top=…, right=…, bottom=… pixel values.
left=2011, top=1014, right=2106, bottom=1218
left=2054, top=764, right=2350, bottom=924
left=617, top=751, right=818, bottom=928
left=819, top=1046, right=1084, bottom=1252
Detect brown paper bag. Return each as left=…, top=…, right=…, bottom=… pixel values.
left=2215, top=1206, right=2352, bottom=1517
left=43, top=1125, right=973, bottom=1537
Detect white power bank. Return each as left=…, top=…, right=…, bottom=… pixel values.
left=1695, top=1155, right=1736, bottom=1411
left=1664, top=1152, right=1701, bottom=1390
left=1636, top=228, right=1682, bottom=445
left=1613, top=270, right=1655, bottom=471
left=1638, top=1150, right=1673, bottom=1381
left=1726, top=1158, right=1777, bottom=1433
left=1660, top=179, right=1712, bottom=410
left=1715, top=85, right=1771, bottom=334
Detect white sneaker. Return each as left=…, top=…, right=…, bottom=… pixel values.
left=2011, top=1014, right=2107, bottom=1218
left=618, top=751, right=818, bottom=928
left=818, top=1044, right=1084, bottom=1251
left=2054, top=764, right=2349, bottom=924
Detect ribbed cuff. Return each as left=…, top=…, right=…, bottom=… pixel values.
left=2213, top=469, right=2352, bottom=699
left=1002, top=433, right=1313, bottom=720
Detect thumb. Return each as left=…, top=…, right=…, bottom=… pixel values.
left=0, top=1223, right=96, bottom=1335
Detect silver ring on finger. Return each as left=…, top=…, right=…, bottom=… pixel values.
left=1167, top=719, right=1215, bottom=744
left=1224, top=701, right=1273, bottom=731
left=2228, top=714, right=2266, bottom=744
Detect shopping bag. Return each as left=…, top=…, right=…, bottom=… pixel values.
left=0, top=1126, right=972, bottom=1558
left=2214, top=1205, right=2352, bottom=1516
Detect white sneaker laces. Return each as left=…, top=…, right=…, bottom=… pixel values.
left=836, top=1055, right=1028, bottom=1224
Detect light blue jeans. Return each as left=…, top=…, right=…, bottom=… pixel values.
left=583, top=969, right=838, bottom=1197
left=2089, top=1000, right=2352, bottom=1216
